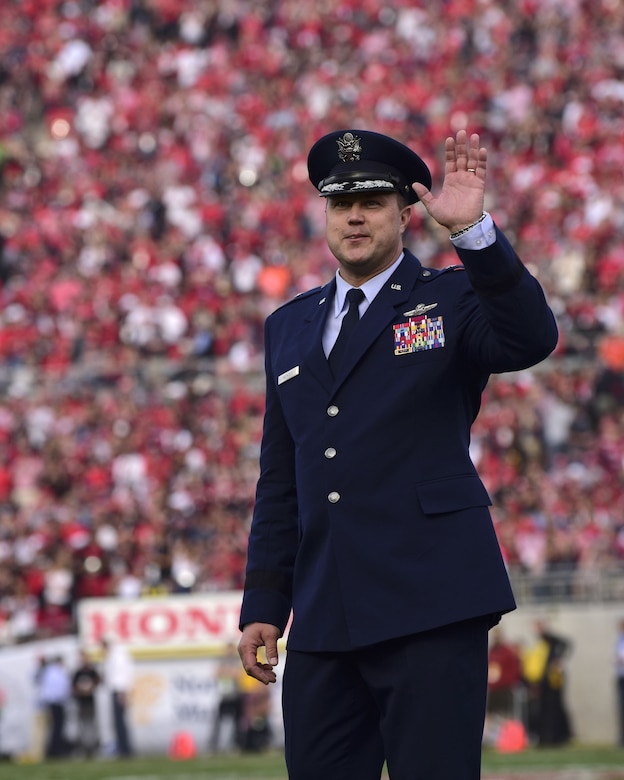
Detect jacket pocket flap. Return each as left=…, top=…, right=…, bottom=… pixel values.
left=416, top=475, right=492, bottom=515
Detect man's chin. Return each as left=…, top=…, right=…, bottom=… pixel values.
left=339, top=253, right=370, bottom=269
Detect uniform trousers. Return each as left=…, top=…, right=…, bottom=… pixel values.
left=282, top=616, right=490, bottom=780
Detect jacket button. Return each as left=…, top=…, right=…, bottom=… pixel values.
left=324, top=447, right=337, bottom=459
left=328, top=491, right=340, bottom=503
left=327, top=405, right=339, bottom=417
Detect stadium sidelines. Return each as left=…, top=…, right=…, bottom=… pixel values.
left=20, top=767, right=624, bottom=780
left=1, top=748, right=624, bottom=780
left=3, top=771, right=624, bottom=780
left=485, top=773, right=624, bottom=780
left=1, top=770, right=624, bottom=780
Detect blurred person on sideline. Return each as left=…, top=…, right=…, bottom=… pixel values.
left=615, top=618, right=624, bottom=746
left=71, top=649, right=102, bottom=758
left=522, top=619, right=573, bottom=747
left=487, top=628, right=523, bottom=719
left=483, top=628, right=527, bottom=752
left=38, top=655, right=71, bottom=758
left=238, top=128, right=558, bottom=780
left=31, top=656, right=49, bottom=761
left=210, top=643, right=244, bottom=753
left=101, top=639, right=134, bottom=758
left=237, top=670, right=273, bottom=753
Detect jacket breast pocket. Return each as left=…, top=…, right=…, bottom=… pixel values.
left=415, top=475, right=492, bottom=515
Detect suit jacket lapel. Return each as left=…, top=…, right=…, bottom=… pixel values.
left=296, top=253, right=424, bottom=390
left=301, top=280, right=335, bottom=390
left=333, top=252, right=423, bottom=384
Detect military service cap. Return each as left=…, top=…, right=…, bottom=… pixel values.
left=307, top=129, right=432, bottom=205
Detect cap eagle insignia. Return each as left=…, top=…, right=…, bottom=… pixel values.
left=336, top=132, right=362, bottom=162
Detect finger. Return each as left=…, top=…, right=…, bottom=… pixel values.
left=470, top=146, right=488, bottom=179
left=238, top=643, right=258, bottom=673
left=454, top=129, right=469, bottom=168
left=467, top=133, right=483, bottom=173
left=238, top=644, right=276, bottom=685
left=411, top=181, right=432, bottom=203
left=444, top=135, right=457, bottom=173
left=250, top=662, right=277, bottom=686
left=264, top=638, right=279, bottom=667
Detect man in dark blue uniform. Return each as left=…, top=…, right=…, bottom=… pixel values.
left=238, top=128, right=558, bottom=779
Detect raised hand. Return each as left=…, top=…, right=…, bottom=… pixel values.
left=411, top=129, right=486, bottom=234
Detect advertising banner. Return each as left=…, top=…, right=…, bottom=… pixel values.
left=0, top=590, right=287, bottom=760
left=77, top=591, right=247, bottom=656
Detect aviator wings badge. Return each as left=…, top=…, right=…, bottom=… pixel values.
left=403, top=303, right=438, bottom=317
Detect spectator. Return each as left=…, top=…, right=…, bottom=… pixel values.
left=37, top=655, right=71, bottom=759
left=521, top=620, right=573, bottom=747
left=615, top=618, right=624, bottom=747
left=487, top=629, right=523, bottom=719
left=71, top=649, right=102, bottom=759
left=101, top=639, right=134, bottom=758
left=31, top=656, right=48, bottom=761
left=210, top=643, right=244, bottom=753
left=238, top=670, right=273, bottom=754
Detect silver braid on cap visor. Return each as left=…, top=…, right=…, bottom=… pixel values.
left=320, top=178, right=396, bottom=195
left=318, top=169, right=411, bottom=198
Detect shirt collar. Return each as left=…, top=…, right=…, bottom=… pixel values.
left=333, top=252, right=404, bottom=317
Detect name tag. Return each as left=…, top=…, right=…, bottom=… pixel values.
left=278, top=366, right=300, bottom=385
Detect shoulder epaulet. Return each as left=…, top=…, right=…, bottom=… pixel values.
left=419, top=264, right=465, bottom=281
left=273, top=286, right=323, bottom=311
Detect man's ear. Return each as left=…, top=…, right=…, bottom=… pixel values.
left=399, top=205, right=412, bottom=234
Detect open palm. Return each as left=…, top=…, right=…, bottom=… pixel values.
left=412, top=130, right=487, bottom=233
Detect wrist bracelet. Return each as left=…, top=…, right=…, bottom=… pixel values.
left=449, top=211, right=488, bottom=240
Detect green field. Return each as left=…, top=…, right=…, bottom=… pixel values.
left=0, top=746, right=623, bottom=780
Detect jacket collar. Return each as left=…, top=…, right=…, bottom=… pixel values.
left=303, top=250, right=424, bottom=389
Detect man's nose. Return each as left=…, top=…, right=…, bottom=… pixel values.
left=347, top=204, right=364, bottom=221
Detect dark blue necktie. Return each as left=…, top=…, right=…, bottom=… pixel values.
left=328, top=288, right=365, bottom=375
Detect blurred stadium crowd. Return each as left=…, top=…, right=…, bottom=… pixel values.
left=1, top=0, right=624, bottom=643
